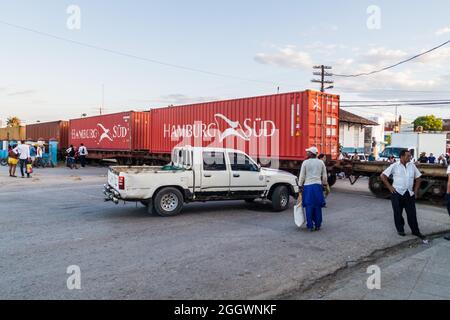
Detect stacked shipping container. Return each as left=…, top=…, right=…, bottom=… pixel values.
left=26, top=121, right=69, bottom=149
left=26, top=90, right=339, bottom=163
left=69, top=111, right=152, bottom=151
left=151, top=90, right=339, bottom=161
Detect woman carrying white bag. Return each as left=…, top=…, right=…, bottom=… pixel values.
left=294, top=147, right=330, bottom=231
left=294, top=192, right=306, bottom=228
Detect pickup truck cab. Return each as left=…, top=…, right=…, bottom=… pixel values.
left=104, top=146, right=299, bottom=216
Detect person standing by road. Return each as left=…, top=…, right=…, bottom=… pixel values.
left=13, top=141, right=31, bottom=178
left=418, top=152, right=428, bottom=164
left=66, top=145, right=77, bottom=169
left=7, top=144, right=18, bottom=177
left=29, top=144, right=36, bottom=166
left=78, top=143, right=88, bottom=168
left=298, top=147, right=328, bottom=232
left=35, top=145, right=43, bottom=167
left=428, top=153, right=436, bottom=164
left=380, top=149, right=427, bottom=242
left=445, top=165, right=450, bottom=241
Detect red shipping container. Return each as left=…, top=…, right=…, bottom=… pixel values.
left=69, top=111, right=151, bottom=151
left=26, top=121, right=69, bottom=149
left=150, top=90, right=339, bottom=161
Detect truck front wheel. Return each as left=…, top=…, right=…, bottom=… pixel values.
left=154, top=187, right=184, bottom=217
left=271, top=185, right=290, bottom=212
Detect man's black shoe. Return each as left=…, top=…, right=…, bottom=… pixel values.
left=413, top=233, right=426, bottom=240
left=397, top=231, right=406, bottom=237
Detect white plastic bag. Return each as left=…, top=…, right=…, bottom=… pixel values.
left=294, top=204, right=305, bottom=228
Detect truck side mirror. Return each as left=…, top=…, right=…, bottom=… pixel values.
left=257, top=164, right=261, bottom=172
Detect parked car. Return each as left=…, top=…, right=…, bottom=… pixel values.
left=104, top=146, right=300, bottom=216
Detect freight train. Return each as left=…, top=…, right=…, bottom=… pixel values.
left=67, top=90, right=340, bottom=174
left=1, top=89, right=448, bottom=202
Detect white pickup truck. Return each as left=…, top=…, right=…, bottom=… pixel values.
left=104, top=146, right=299, bottom=216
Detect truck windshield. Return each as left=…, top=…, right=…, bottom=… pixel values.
left=380, top=147, right=407, bottom=158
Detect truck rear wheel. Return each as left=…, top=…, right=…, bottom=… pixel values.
left=327, top=171, right=337, bottom=187
left=271, top=185, right=290, bottom=212
left=154, top=187, right=184, bottom=217
left=369, top=175, right=391, bottom=199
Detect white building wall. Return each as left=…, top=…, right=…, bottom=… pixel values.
left=339, top=123, right=365, bottom=148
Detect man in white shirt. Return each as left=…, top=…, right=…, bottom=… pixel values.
left=13, top=141, right=31, bottom=178
left=381, top=149, right=426, bottom=241
left=298, top=146, right=328, bottom=232
left=445, top=165, right=450, bottom=241
left=78, top=143, right=88, bottom=168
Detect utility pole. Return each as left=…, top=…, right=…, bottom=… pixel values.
left=312, top=65, right=334, bottom=92
left=100, top=84, right=105, bottom=115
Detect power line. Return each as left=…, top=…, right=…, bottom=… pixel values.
left=334, top=39, right=450, bottom=78
left=334, top=87, right=450, bottom=94
left=0, top=19, right=302, bottom=88
left=342, top=99, right=450, bottom=103
left=341, top=102, right=450, bottom=108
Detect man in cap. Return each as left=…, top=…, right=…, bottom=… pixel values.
left=298, top=146, right=328, bottom=231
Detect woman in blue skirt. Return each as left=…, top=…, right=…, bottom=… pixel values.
left=298, top=147, right=328, bottom=231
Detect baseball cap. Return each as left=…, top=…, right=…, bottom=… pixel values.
left=306, top=147, right=319, bottom=155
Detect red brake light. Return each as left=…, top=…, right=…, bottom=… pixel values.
left=118, top=176, right=125, bottom=190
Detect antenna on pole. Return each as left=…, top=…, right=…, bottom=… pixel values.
left=100, top=84, right=104, bottom=115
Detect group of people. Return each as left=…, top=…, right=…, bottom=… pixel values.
left=298, top=147, right=450, bottom=242
left=6, top=140, right=43, bottom=178
left=417, top=152, right=448, bottom=165
left=65, top=144, right=88, bottom=169
left=6, top=141, right=90, bottom=177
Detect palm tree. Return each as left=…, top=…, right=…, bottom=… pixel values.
left=6, top=116, right=21, bottom=127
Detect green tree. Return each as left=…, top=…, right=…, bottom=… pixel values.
left=6, top=116, right=21, bottom=127
left=413, top=115, right=443, bottom=131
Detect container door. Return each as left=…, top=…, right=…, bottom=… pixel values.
left=307, top=91, right=339, bottom=160
left=200, top=150, right=230, bottom=196
left=290, top=93, right=304, bottom=159
left=308, top=91, right=324, bottom=153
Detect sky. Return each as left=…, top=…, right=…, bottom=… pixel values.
left=1, top=0, right=450, bottom=125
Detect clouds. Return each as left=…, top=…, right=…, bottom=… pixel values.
left=132, top=94, right=222, bottom=107
left=254, top=45, right=313, bottom=70
left=436, top=27, right=450, bottom=36
left=7, top=90, right=36, bottom=97
left=255, top=40, right=450, bottom=97
left=361, top=47, right=408, bottom=65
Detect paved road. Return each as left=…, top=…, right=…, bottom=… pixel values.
left=290, top=239, right=450, bottom=300
left=1, top=166, right=449, bottom=299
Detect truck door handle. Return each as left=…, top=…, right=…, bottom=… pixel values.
left=204, top=174, right=212, bottom=178
left=233, top=174, right=240, bottom=178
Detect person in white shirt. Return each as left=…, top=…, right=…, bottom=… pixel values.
left=78, top=143, right=88, bottom=168
left=35, top=145, right=43, bottom=167
left=445, top=165, right=450, bottom=241
left=381, top=149, right=427, bottom=241
left=298, top=146, right=328, bottom=232
left=13, top=141, right=31, bottom=178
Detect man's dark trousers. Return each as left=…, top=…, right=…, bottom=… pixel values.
left=19, top=159, right=30, bottom=178
left=79, top=155, right=86, bottom=167
left=447, top=194, right=450, bottom=217
left=391, top=191, right=420, bottom=235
